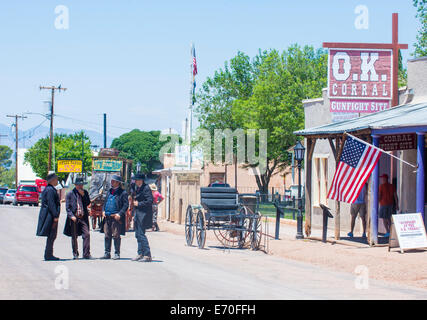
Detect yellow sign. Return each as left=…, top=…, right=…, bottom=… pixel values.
left=57, top=160, right=83, bottom=173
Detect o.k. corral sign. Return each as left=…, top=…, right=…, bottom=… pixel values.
left=327, top=48, right=393, bottom=122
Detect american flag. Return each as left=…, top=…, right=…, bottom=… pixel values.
left=192, top=44, right=197, bottom=105
left=327, top=135, right=382, bottom=203
left=192, top=46, right=198, bottom=76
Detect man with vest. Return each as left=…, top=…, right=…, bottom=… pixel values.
left=64, top=177, right=92, bottom=259
left=132, top=173, right=153, bottom=262
left=100, top=175, right=129, bottom=260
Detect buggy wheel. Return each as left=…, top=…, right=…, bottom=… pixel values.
left=196, top=209, right=206, bottom=249
left=250, top=215, right=262, bottom=250
left=185, top=205, right=195, bottom=246
left=238, top=206, right=249, bottom=249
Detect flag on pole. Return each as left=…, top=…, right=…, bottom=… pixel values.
left=327, top=135, right=382, bottom=203
left=192, top=44, right=197, bottom=105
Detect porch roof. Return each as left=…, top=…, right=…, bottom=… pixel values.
left=295, top=102, right=427, bottom=137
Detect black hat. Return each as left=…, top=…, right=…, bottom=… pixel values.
left=74, top=177, right=85, bottom=185
left=46, top=172, right=58, bottom=182
left=111, top=175, right=122, bottom=183
left=134, top=173, right=146, bottom=180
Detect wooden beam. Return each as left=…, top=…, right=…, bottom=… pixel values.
left=334, top=134, right=348, bottom=240
left=323, top=42, right=408, bottom=50
left=328, top=138, right=337, bottom=159
left=304, top=138, right=316, bottom=237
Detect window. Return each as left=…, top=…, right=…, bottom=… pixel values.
left=313, top=157, right=328, bottom=206
left=19, top=186, right=37, bottom=192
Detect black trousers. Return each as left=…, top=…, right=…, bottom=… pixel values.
left=134, top=213, right=151, bottom=257
left=71, top=218, right=91, bottom=257
left=44, top=220, right=58, bottom=258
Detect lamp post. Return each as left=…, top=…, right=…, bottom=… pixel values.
left=294, top=141, right=305, bottom=239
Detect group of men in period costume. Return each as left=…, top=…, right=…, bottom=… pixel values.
left=36, top=172, right=155, bottom=262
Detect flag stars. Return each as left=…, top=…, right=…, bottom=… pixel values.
left=340, top=137, right=366, bottom=168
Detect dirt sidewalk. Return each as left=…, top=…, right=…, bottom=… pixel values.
left=157, top=219, right=427, bottom=290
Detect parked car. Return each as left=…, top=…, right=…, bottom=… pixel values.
left=208, top=181, right=231, bottom=188
left=3, top=189, right=16, bottom=204
left=14, top=185, right=39, bottom=206
left=0, top=187, right=8, bottom=204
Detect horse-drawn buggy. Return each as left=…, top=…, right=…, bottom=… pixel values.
left=185, top=186, right=263, bottom=250
left=88, top=149, right=134, bottom=231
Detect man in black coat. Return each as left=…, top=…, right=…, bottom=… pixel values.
left=64, top=177, right=92, bottom=259
left=36, top=172, right=61, bottom=261
left=100, top=175, right=128, bottom=260
left=131, top=173, right=153, bottom=262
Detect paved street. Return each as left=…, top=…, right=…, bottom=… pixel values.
left=0, top=204, right=426, bottom=300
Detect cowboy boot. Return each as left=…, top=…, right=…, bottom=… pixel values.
left=113, top=238, right=121, bottom=260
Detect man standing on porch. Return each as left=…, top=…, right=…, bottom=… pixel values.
left=379, top=174, right=398, bottom=238
left=348, top=184, right=367, bottom=239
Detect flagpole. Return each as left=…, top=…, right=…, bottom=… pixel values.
left=345, top=132, right=417, bottom=169
left=189, top=42, right=193, bottom=170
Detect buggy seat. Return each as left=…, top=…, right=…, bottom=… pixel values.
left=200, top=187, right=239, bottom=219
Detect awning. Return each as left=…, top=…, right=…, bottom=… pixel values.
left=295, top=102, right=427, bottom=137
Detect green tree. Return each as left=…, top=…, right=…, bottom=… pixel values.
left=0, top=145, right=14, bottom=188
left=0, top=167, right=15, bottom=188
left=0, top=145, right=13, bottom=170
left=195, top=45, right=327, bottom=194
left=111, top=129, right=181, bottom=175
left=413, top=0, right=427, bottom=57
left=24, top=132, right=92, bottom=182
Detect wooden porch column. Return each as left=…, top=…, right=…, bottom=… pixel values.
left=334, top=135, right=347, bottom=240
left=370, top=135, right=380, bottom=245
left=416, top=132, right=426, bottom=222
left=304, top=138, right=316, bottom=237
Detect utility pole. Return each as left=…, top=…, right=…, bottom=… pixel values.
left=103, top=113, right=107, bottom=148
left=6, top=114, right=27, bottom=188
left=40, top=85, right=67, bottom=172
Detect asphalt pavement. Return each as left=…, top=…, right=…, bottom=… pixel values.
left=0, top=204, right=426, bottom=300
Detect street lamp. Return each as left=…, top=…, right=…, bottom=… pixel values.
left=294, top=141, right=305, bottom=239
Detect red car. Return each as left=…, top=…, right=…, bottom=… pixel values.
left=14, top=185, right=39, bottom=206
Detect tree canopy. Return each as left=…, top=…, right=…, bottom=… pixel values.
left=111, top=129, right=181, bottom=174
left=0, top=145, right=14, bottom=188
left=195, top=45, right=327, bottom=193
left=24, top=132, right=92, bottom=182
left=413, top=0, right=427, bottom=57
left=0, top=145, right=13, bottom=170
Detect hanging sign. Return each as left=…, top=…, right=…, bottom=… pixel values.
left=92, top=159, right=122, bottom=172
left=57, top=159, right=83, bottom=173
left=379, top=134, right=417, bottom=151
left=389, top=213, right=427, bottom=253
left=328, top=48, right=393, bottom=119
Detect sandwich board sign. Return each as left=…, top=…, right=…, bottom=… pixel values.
left=388, top=213, right=427, bottom=253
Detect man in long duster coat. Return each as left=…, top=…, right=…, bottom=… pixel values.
left=131, top=173, right=153, bottom=262
left=64, top=177, right=92, bottom=259
left=36, top=173, right=61, bottom=261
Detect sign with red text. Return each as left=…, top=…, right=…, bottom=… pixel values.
left=379, top=134, right=417, bottom=151
left=328, top=48, right=393, bottom=120
left=389, top=213, right=427, bottom=253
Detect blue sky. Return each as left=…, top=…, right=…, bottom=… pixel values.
left=0, top=0, right=420, bottom=139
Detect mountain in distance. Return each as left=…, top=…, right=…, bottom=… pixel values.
left=0, top=122, right=115, bottom=150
